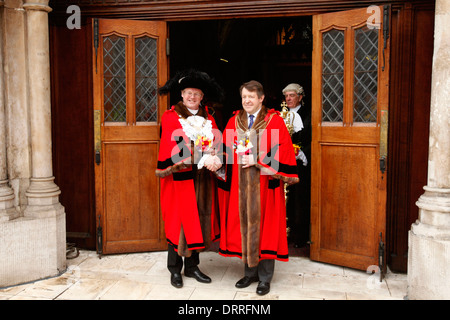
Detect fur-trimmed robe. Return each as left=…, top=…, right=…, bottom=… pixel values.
left=217, top=107, right=299, bottom=267
left=156, top=102, right=220, bottom=257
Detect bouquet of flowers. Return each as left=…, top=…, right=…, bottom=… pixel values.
left=195, top=134, right=213, bottom=152
left=234, top=136, right=253, bottom=155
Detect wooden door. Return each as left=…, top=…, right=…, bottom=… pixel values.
left=93, top=19, right=168, bottom=255
left=310, top=6, right=390, bottom=271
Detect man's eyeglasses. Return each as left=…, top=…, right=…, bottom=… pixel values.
left=183, top=91, right=203, bottom=98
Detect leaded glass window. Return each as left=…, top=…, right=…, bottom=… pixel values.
left=353, top=26, right=378, bottom=123
left=322, top=29, right=344, bottom=122
left=103, top=35, right=126, bottom=122
left=135, top=36, right=158, bottom=122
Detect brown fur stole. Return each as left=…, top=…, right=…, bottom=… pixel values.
left=177, top=164, right=215, bottom=258
left=236, top=107, right=270, bottom=267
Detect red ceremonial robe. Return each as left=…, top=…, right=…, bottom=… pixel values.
left=156, top=102, right=220, bottom=257
left=218, top=107, right=299, bottom=267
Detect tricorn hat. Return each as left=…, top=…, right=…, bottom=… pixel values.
left=158, top=69, right=224, bottom=102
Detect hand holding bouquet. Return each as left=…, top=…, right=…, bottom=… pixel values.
left=234, top=136, right=253, bottom=155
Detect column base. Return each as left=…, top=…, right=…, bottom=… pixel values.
left=0, top=208, right=19, bottom=222
left=407, top=186, right=450, bottom=299
left=0, top=180, right=19, bottom=221
left=0, top=209, right=66, bottom=287
left=408, top=227, right=450, bottom=299
left=24, top=176, right=62, bottom=218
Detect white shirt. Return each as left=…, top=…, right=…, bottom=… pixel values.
left=187, top=107, right=199, bottom=115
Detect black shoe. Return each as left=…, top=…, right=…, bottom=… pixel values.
left=171, top=273, right=183, bottom=288
left=256, top=281, right=270, bottom=296
left=184, top=268, right=212, bottom=283
left=235, top=276, right=259, bottom=288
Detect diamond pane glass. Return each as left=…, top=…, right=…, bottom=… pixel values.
left=322, top=29, right=344, bottom=122
left=135, top=37, right=158, bottom=122
left=353, top=26, right=378, bottom=123
left=103, top=35, right=126, bottom=122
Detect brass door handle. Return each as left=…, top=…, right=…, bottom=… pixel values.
left=94, top=110, right=101, bottom=165
left=379, top=110, right=388, bottom=173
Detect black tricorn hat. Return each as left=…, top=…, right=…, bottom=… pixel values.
left=158, top=69, right=224, bottom=102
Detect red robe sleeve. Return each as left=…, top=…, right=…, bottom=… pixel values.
left=256, top=111, right=299, bottom=185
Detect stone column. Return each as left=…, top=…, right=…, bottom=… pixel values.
left=408, top=0, right=450, bottom=300
left=0, top=0, right=65, bottom=287
left=0, top=0, right=18, bottom=222
left=22, top=0, right=62, bottom=217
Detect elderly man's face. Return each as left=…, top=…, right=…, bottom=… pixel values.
left=181, top=88, right=204, bottom=110
left=284, top=91, right=302, bottom=109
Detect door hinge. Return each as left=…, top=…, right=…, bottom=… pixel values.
left=382, top=5, right=390, bottom=71
left=378, top=232, right=385, bottom=282
left=97, top=214, right=103, bottom=259
left=94, top=18, right=99, bottom=73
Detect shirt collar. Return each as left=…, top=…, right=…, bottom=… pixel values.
left=248, top=108, right=261, bottom=119
left=187, top=107, right=199, bottom=115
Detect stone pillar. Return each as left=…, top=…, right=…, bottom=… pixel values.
left=408, top=0, right=450, bottom=300
left=22, top=0, right=62, bottom=217
left=2, top=0, right=31, bottom=209
left=0, top=0, right=18, bottom=222
left=0, top=0, right=66, bottom=287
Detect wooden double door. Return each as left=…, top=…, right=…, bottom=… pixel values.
left=94, top=6, right=389, bottom=271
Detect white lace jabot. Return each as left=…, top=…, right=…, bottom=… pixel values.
left=178, top=115, right=214, bottom=142
left=178, top=115, right=214, bottom=169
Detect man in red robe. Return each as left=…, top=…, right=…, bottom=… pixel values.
left=217, top=80, right=299, bottom=295
left=156, top=69, right=223, bottom=288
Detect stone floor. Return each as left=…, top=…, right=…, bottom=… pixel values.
left=0, top=249, right=407, bottom=300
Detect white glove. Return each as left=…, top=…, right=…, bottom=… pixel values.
left=296, top=149, right=308, bottom=166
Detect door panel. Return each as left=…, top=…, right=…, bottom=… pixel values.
left=103, top=142, right=160, bottom=251
left=93, top=19, right=168, bottom=255
left=319, top=144, right=378, bottom=259
left=311, top=6, right=389, bottom=271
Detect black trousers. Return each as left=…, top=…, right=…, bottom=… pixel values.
left=244, top=259, right=275, bottom=283
left=167, top=245, right=199, bottom=274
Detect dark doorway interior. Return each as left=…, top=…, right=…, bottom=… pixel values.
left=169, top=17, right=312, bottom=256
left=169, top=17, right=312, bottom=127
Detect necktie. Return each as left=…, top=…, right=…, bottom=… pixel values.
left=248, top=114, right=254, bottom=129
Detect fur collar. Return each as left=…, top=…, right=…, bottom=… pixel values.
left=236, top=106, right=268, bottom=131
left=174, top=101, right=208, bottom=119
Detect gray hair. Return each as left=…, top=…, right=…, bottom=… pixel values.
left=282, top=83, right=305, bottom=96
